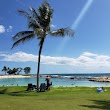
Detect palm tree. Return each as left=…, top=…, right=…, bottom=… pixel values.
left=2, top=66, right=9, bottom=75
left=17, top=67, right=23, bottom=75
left=24, top=67, right=31, bottom=74
left=11, top=1, right=74, bottom=91
left=7, top=68, right=18, bottom=75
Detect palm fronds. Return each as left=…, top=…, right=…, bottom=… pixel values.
left=18, top=9, right=42, bottom=29
left=49, top=27, right=75, bottom=37
left=29, top=7, right=39, bottom=20
left=38, top=0, right=53, bottom=30
left=12, top=31, right=34, bottom=49
left=13, top=31, right=34, bottom=40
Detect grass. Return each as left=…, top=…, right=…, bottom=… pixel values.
left=0, top=86, right=110, bottom=110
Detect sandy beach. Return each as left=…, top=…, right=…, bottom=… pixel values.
left=0, top=75, right=31, bottom=79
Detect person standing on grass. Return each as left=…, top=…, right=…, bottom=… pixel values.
left=45, top=75, right=51, bottom=90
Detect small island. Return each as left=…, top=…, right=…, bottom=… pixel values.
left=1, top=66, right=32, bottom=79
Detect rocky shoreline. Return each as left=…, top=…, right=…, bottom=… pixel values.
left=89, top=76, right=110, bottom=82
left=40, top=75, right=110, bottom=82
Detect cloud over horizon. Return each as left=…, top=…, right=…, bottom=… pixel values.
left=1, top=51, right=110, bottom=70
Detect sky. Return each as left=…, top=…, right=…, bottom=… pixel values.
left=1, top=0, right=110, bottom=74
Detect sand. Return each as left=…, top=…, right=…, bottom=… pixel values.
left=0, top=75, right=31, bottom=79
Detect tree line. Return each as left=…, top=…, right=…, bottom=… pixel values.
left=1, top=66, right=31, bottom=75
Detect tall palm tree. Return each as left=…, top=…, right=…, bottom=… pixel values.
left=2, top=66, right=8, bottom=75
left=12, top=1, right=74, bottom=91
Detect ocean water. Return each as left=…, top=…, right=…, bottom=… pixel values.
left=0, top=73, right=110, bottom=87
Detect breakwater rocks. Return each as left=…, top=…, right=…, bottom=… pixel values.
left=40, top=75, right=90, bottom=80
left=40, top=75, right=110, bottom=82
left=89, top=76, right=110, bottom=82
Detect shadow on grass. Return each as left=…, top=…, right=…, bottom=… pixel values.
left=8, top=89, right=40, bottom=96
left=0, top=88, right=8, bottom=94
left=0, top=88, right=38, bottom=96
left=80, top=99, right=110, bottom=110
left=8, top=91, right=31, bottom=96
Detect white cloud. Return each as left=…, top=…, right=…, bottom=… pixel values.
left=82, top=52, right=97, bottom=57
left=0, top=25, right=5, bottom=33
left=6, top=26, right=13, bottom=32
left=51, top=24, right=56, bottom=28
left=1, top=51, right=110, bottom=70
left=0, top=51, right=37, bottom=62
left=0, top=25, right=13, bottom=34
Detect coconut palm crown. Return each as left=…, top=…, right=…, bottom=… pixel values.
left=12, top=1, right=75, bottom=91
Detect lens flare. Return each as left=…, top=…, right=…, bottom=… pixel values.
left=72, top=0, right=93, bottom=29
left=57, top=0, right=93, bottom=53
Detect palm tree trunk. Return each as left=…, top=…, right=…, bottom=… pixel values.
left=5, top=71, right=6, bottom=75
left=36, top=38, right=45, bottom=92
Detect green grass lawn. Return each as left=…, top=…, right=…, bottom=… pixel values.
left=0, top=86, right=110, bottom=110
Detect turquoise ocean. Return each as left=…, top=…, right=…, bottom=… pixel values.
left=0, top=73, right=110, bottom=87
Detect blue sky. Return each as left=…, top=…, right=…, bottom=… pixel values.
left=1, top=0, right=110, bottom=74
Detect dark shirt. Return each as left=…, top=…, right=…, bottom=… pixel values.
left=46, top=77, right=50, bottom=84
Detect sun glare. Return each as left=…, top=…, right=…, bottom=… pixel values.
left=57, top=0, right=93, bottom=53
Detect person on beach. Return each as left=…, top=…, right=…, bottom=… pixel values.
left=45, top=75, right=51, bottom=90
